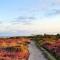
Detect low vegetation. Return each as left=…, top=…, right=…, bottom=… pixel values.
left=32, top=34, right=60, bottom=60
left=0, top=37, right=30, bottom=60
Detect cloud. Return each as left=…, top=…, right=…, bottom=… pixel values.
left=0, top=0, right=60, bottom=36
left=46, top=9, right=60, bottom=16
left=55, top=0, right=60, bottom=3
left=0, top=21, right=2, bottom=24
left=0, top=14, right=60, bottom=36
left=12, top=16, right=36, bottom=24
left=17, top=16, right=35, bottom=20
left=35, top=0, right=60, bottom=17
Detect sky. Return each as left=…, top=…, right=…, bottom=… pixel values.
left=0, top=0, right=60, bottom=36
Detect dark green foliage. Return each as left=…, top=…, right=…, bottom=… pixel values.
left=56, top=34, right=60, bottom=39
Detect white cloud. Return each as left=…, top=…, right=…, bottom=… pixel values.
left=0, top=14, right=60, bottom=35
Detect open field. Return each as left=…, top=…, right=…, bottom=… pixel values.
left=0, top=37, right=30, bottom=60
